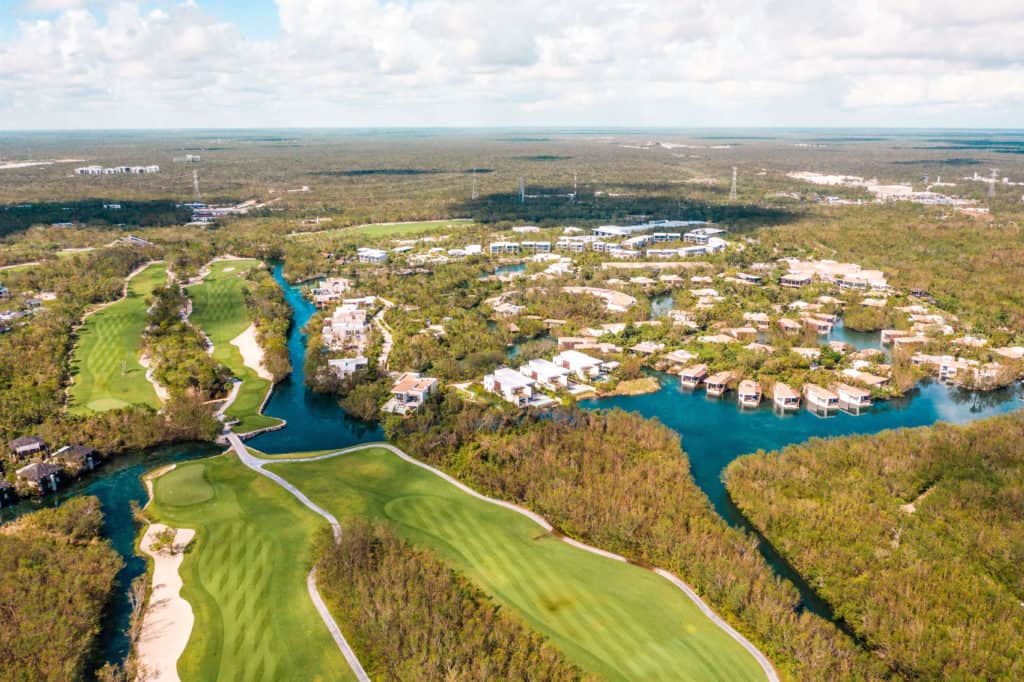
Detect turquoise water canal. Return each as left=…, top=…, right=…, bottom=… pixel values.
left=7, top=264, right=1021, bottom=667
left=247, top=264, right=384, bottom=453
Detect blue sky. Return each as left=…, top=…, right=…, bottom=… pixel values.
left=1, top=1, right=1024, bottom=129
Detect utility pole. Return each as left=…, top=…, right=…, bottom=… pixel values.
left=519, top=176, right=525, bottom=204
left=193, top=169, right=201, bottom=204
left=989, top=168, right=998, bottom=198
left=729, top=166, right=738, bottom=201
left=573, top=172, right=578, bottom=202
left=471, top=169, right=479, bottom=200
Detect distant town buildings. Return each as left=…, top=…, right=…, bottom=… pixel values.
left=75, top=165, right=160, bottom=175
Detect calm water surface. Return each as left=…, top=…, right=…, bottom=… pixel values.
left=247, top=264, right=383, bottom=453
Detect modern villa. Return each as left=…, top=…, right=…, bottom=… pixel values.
left=737, top=380, right=762, bottom=408
left=772, top=382, right=801, bottom=411
left=705, top=371, right=733, bottom=397
left=483, top=367, right=536, bottom=407
left=679, top=364, right=708, bottom=388
left=804, top=383, right=840, bottom=411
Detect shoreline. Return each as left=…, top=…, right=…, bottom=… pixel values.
left=136, top=523, right=195, bottom=682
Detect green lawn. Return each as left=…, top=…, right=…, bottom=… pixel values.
left=186, top=260, right=280, bottom=433
left=267, top=447, right=765, bottom=682
left=149, top=455, right=353, bottom=682
left=68, top=262, right=166, bottom=413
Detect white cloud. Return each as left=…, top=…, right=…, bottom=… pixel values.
left=1, top=0, right=1023, bottom=127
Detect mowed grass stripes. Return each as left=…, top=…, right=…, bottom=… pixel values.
left=268, top=448, right=766, bottom=682
left=186, top=260, right=280, bottom=433
left=149, top=455, right=353, bottom=682
left=68, top=262, right=166, bottom=413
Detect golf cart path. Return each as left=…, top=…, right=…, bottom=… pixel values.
left=235, top=438, right=779, bottom=682
left=227, top=433, right=370, bottom=682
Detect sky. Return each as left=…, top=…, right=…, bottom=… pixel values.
left=1, top=0, right=1023, bottom=129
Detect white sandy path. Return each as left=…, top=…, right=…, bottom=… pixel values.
left=237, top=439, right=780, bottom=682
left=137, top=524, right=195, bottom=682
left=138, top=354, right=170, bottom=404
left=230, top=324, right=273, bottom=381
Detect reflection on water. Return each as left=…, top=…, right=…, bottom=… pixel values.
left=247, top=264, right=383, bottom=453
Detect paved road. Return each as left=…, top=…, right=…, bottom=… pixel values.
left=244, top=441, right=780, bottom=682
left=227, top=433, right=370, bottom=682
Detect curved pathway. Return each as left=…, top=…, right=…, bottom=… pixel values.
left=237, top=438, right=780, bottom=682
left=227, top=433, right=370, bottom=682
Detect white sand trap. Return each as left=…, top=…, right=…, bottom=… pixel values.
left=230, top=323, right=273, bottom=380
left=222, top=267, right=235, bottom=272
left=137, top=524, right=195, bottom=682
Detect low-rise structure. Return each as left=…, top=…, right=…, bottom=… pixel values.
left=737, top=380, right=762, bottom=408
left=383, top=372, right=439, bottom=414
left=680, top=364, right=708, bottom=387
left=552, top=350, right=606, bottom=381
left=328, top=356, right=368, bottom=377
left=16, top=462, right=61, bottom=493
left=772, top=382, right=801, bottom=411
left=518, top=359, right=571, bottom=389
left=705, top=371, right=733, bottom=397
left=9, top=435, right=46, bottom=461
left=483, top=367, right=536, bottom=407
left=356, top=247, right=388, bottom=264
left=804, top=383, right=839, bottom=411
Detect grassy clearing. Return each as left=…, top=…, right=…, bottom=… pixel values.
left=299, top=219, right=475, bottom=239
left=267, top=447, right=765, bottom=682
left=186, top=260, right=280, bottom=433
left=148, top=455, right=353, bottom=682
left=68, top=262, right=166, bottom=413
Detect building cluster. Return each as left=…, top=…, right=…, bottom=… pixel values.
left=2, top=436, right=102, bottom=506
left=75, top=165, right=160, bottom=175
left=483, top=350, right=618, bottom=407
left=322, top=297, right=378, bottom=377
left=779, top=258, right=889, bottom=291
left=786, top=171, right=975, bottom=207
left=312, top=277, right=352, bottom=308
left=552, top=225, right=730, bottom=261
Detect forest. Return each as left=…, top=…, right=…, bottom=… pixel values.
left=0, top=200, right=191, bottom=237
left=725, top=412, right=1024, bottom=680
left=242, top=267, right=292, bottom=381
left=315, top=519, right=589, bottom=681
left=0, top=496, right=122, bottom=681
left=385, top=398, right=888, bottom=681
left=143, top=282, right=230, bottom=399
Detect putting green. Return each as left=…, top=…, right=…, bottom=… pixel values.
left=186, top=260, right=281, bottom=433
left=68, top=262, right=166, bottom=414
left=157, top=464, right=214, bottom=507
left=267, top=448, right=766, bottom=682
left=149, top=456, right=353, bottom=682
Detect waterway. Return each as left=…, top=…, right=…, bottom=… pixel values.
left=0, top=442, right=220, bottom=670
left=247, top=264, right=383, bottom=453
left=580, top=372, right=1023, bottom=616
left=493, top=262, right=526, bottom=277
left=8, top=265, right=1022, bottom=668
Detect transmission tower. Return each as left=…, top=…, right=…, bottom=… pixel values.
left=519, top=176, right=525, bottom=204
left=729, top=167, right=738, bottom=201
left=573, top=172, right=578, bottom=202
left=989, top=168, right=999, bottom=198
left=471, top=169, right=479, bottom=200
left=192, top=169, right=201, bottom=203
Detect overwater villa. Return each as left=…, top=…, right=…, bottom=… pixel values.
left=680, top=364, right=708, bottom=388
left=705, top=371, right=733, bottom=397
left=737, top=380, right=762, bottom=408
left=804, top=383, right=840, bottom=411
left=772, top=382, right=801, bottom=411
left=802, top=316, right=833, bottom=334
left=778, top=318, right=802, bottom=334
left=833, top=382, right=872, bottom=410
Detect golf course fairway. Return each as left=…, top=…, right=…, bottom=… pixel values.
left=148, top=454, right=354, bottom=682
left=186, top=259, right=280, bottom=433
left=68, top=262, right=166, bottom=413
left=266, top=446, right=766, bottom=682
